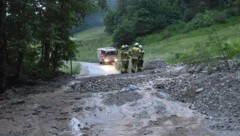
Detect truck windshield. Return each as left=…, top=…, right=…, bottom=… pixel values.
left=106, top=51, right=116, bottom=55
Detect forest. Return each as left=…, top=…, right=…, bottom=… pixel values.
left=1, top=0, right=240, bottom=92
left=104, top=0, right=240, bottom=46
left=0, top=0, right=107, bottom=93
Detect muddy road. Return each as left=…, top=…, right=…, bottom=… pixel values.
left=0, top=61, right=239, bottom=136
left=78, top=62, right=119, bottom=77
left=69, top=84, right=215, bottom=136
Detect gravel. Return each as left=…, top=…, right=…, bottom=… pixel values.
left=71, top=60, right=240, bottom=133
left=102, top=91, right=143, bottom=106
left=1, top=60, right=240, bottom=135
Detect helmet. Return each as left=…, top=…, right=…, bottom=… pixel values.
left=121, top=45, right=125, bottom=49
left=139, top=45, right=143, bottom=48
left=134, top=42, right=139, bottom=47
left=125, top=44, right=129, bottom=49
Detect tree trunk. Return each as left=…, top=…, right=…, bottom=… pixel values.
left=52, top=44, right=60, bottom=73
left=15, top=50, right=25, bottom=84
left=43, top=42, right=51, bottom=71
left=0, top=0, right=7, bottom=93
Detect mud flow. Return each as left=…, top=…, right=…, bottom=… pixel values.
left=69, top=82, right=216, bottom=136
left=78, top=62, right=119, bottom=78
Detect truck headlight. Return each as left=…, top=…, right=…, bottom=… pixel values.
left=104, top=58, right=110, bottom=62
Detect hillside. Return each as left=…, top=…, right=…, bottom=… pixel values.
left=72, top=27, right=113, bottom=62
left=74, top=16, right=240, bottom=64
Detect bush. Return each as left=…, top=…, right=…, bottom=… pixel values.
left=185, top=12, right=214, bottom=32
left=173, top=32, right=240, bottom=70
left=228, top=0, right=240, bottom=16
left=224, top=42, right=240, bottom=58
left=113, top=20, right=136, bottom=47
left=211, top=10, right=229, bottom=23
left=160, top=21, right=187, bottom=38
left=104, top=11, right=117, bottom=33
left=173, top=43, right=212, bottom=64
left=184, top=10, right=230, bottom=32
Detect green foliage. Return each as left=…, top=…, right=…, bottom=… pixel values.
left=0, top=0, right=107, bottom=92
left=135, top=16, right=240, bottom=64
left=104, top=0, right=240, bottom=46
left=75, top=15, right=240, bottom=70
left=185, top=10, right=230, bottom=32
left=113, top=19, right=136, bottom=47
left=188, top=12, right=215, bottom=29
left=228, top=0, right=240, bottom=16
left=60, top=62, right=80, bottom=75
left=224, top=42, right=240, bottom=58
left=104, top=0, right=184, bottom=46
left=73, top=27, right=113, bottom=62
left=173, top=31, right=240, bottom=69
left=104, top=11, right=118, bottom=33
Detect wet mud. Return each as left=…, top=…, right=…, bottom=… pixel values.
left=0, top=61, right=239, bottom=136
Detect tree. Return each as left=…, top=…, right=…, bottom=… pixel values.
left=104, top=0, right=185, bottom=45
left=6, top=0, right=37, bottom=84
left=113, top=19, right=136, bottom=46
left=0, top=0, right=7, bottom=93
left=0, top=0, right=107, bottom=92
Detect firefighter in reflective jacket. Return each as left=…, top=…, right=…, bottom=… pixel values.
left=130, top=43, right=142, bottom=73
left=138, top=45, right=144, bottom=72
left=120, top=45, right=130, bottom=73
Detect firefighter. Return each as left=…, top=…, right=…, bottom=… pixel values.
left=130, top=42, right=142, bottom=73
left=138, top=45, right=144, bottom=72
left=120, top=45, right=130, bottom=73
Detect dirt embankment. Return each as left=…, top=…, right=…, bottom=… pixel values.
left=0, top=60, right=239, bottom=136
left=150, top=61, right=240, bottom=133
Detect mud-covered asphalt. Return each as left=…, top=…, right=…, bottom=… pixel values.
left=0, top=60, right=239, bottom=136
left=78, top=62, right=119, bottom=77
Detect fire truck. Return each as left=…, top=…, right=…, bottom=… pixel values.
left=97, top=47, right=118, bottom=65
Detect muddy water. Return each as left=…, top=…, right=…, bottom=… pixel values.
left=69, top=83, right=217, bottom=136
left=78, top=62, right=120, bottom=78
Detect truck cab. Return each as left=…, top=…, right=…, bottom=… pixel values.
left=97, top=47, right=118, bottom=65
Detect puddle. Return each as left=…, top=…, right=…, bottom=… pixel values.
left=69, top=86, right=216, bottom=136
left=78, top=62, right=120, bottom=78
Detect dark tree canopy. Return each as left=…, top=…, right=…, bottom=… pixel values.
left=0, top=0, right=107, bottom=93
left=104, top=0, right=239, bottom=47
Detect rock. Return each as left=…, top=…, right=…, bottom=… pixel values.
left=72, top=107, right=83, bottom=112
left=11, top=99, right=25, bottom=105
left=195, top=88, right=204, bottom=93
left=127, top=85, right=141, bottom=91
left=154, top=84, right=165, bottom=89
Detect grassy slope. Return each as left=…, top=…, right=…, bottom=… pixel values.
left=142, top=16, right=240, bottom=63
left=74, top=16, right=240, bottom=63
left=72, top=27, right=113, bottom=62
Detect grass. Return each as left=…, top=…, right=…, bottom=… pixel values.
left=60, top=61, right=81, bottom=75
left=73, top=16, right=240, bottom=64
left=72, top=27, right=113, bottom=62
left=141, top=16, right=240, bottom=63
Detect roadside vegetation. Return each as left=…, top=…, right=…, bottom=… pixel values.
left=104, top=0, right=240, bottom=47
left=60, top=62, right=81, bottom=75
left=75, top=16, right=240, bottom=66
left=1, top=0, right=240, bottom=92
left=102, top=0, right=240, bottom=67
left=0, top=0, right=107, bottom=92
left=72, top=27, right=113, bottom=62
left=141, top=16, right=240, bottom=63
